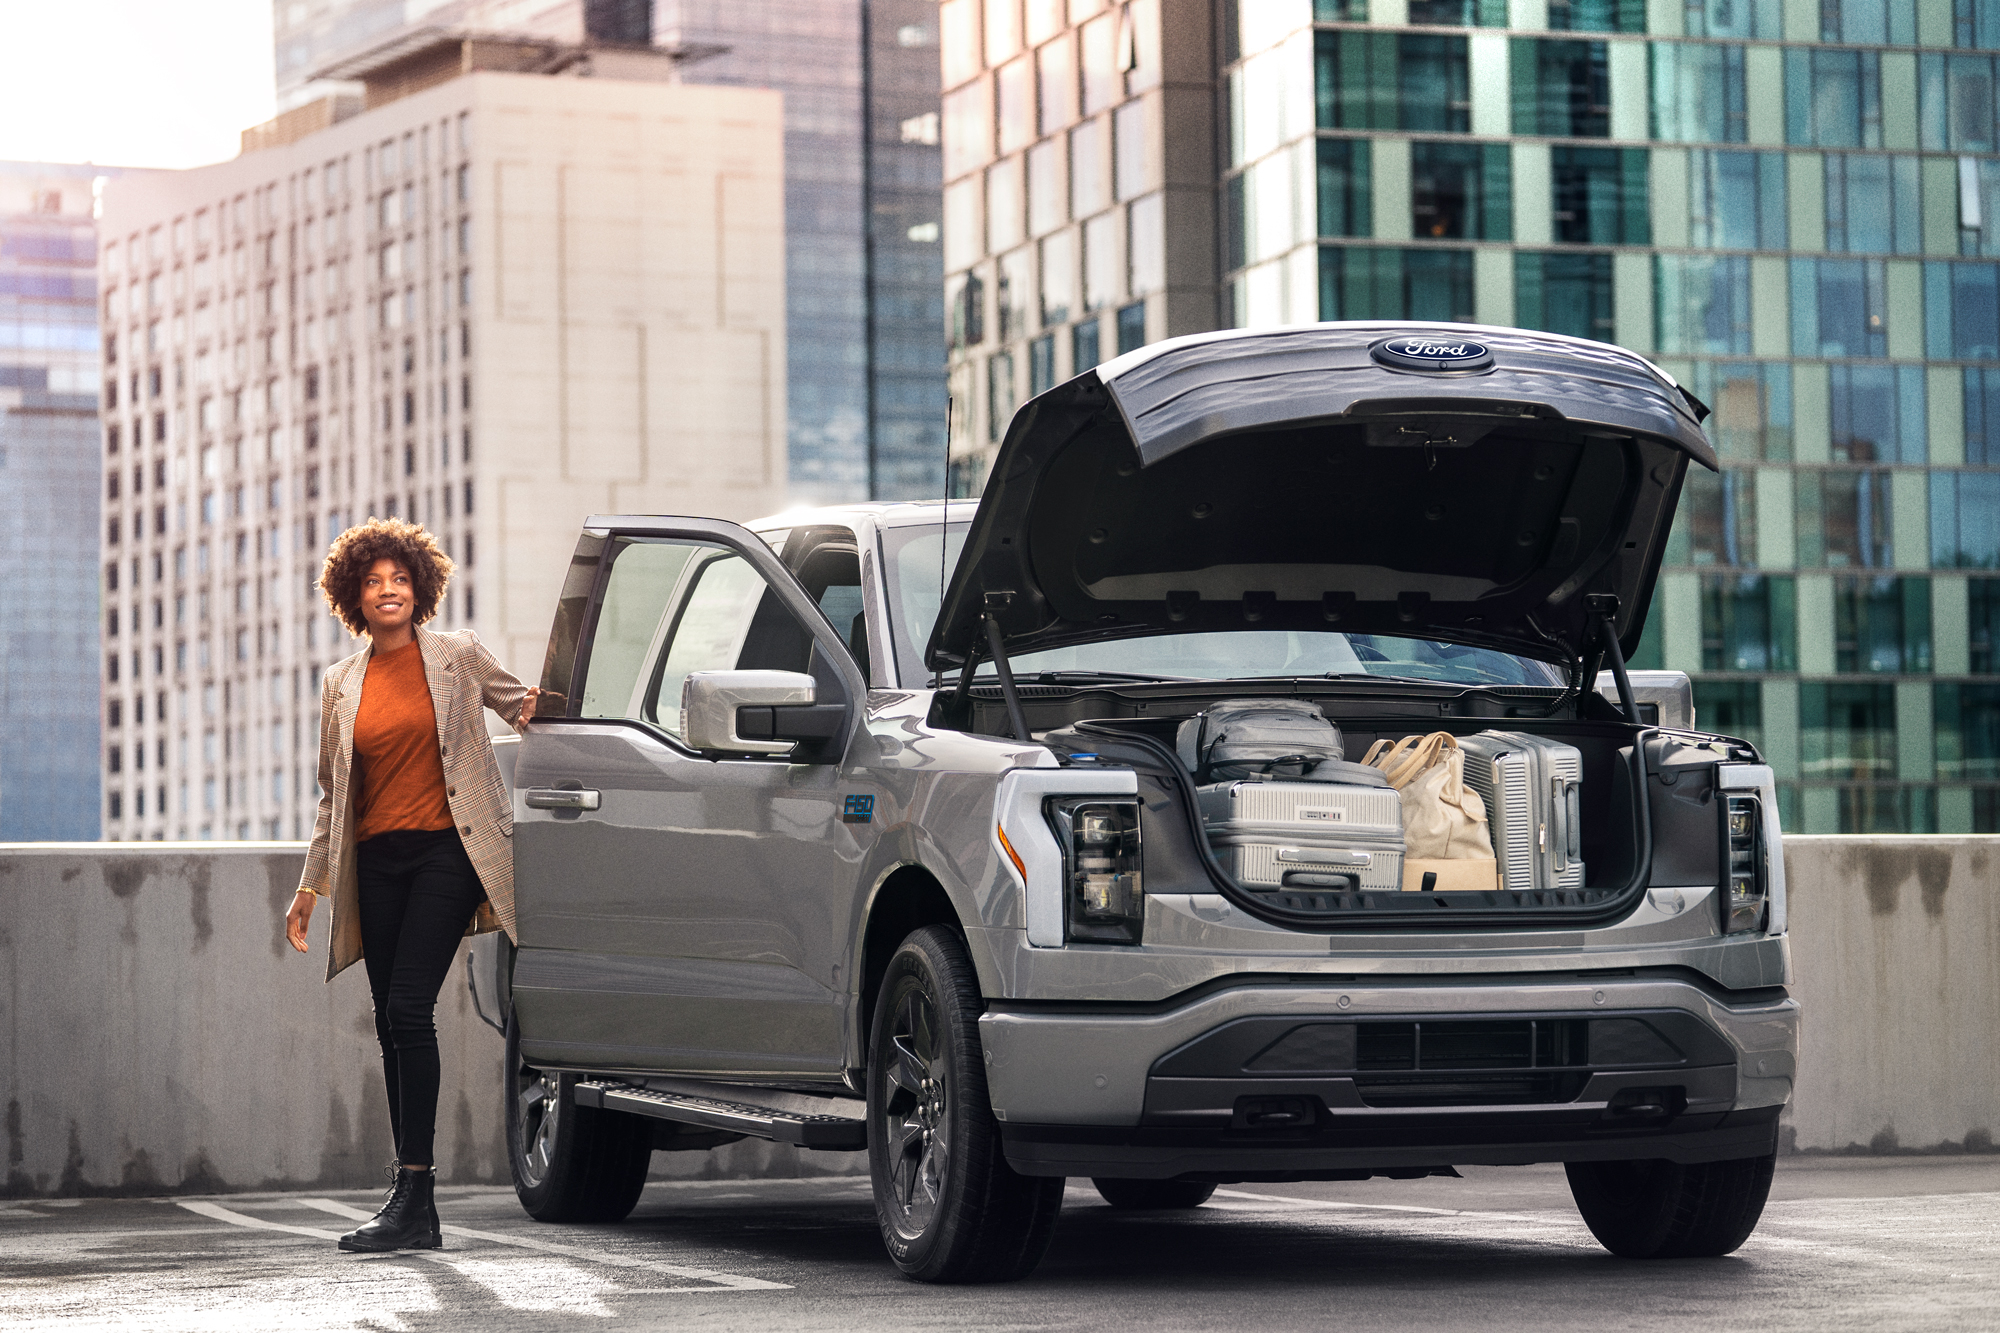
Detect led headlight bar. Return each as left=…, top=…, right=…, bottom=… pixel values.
left=1047, top=797, right=1144, bottom=944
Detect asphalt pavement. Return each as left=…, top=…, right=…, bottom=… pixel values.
left=4, top=1156, right=1996, bottom=1331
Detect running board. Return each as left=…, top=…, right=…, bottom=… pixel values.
left=574, top=1080, right=868, bottom=1151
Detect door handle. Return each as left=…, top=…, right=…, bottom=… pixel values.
left=525, top=787, right=600, bottom=811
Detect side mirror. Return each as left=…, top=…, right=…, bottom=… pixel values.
left=681, top=670, right=846, bottom=758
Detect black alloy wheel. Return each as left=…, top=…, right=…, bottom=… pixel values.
left=1565, top=1152, right=1777, bottom=1258
left=867, top=925, right=1065, bottom=1283
left=1092, top=1178, right=1218, bottom=1209
left=504, top=1013, right=652, bottom=1223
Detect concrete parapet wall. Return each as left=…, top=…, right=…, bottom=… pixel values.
left=0, top=845, right=859, bottom=1198
left=0, top=837, right=1992, bottom=1197
left=1781, top=836, right=1998, bottom=1156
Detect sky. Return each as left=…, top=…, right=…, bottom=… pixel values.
left=0, top=0, right=277, bottom=170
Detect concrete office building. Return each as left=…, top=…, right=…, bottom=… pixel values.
left=1, top=164, right=116, bottom=841
left=97, top=37, right=784, bottom=841
left=942, top=0, right=2000, bottom=833
left=278, top=0, right=949, bottom=503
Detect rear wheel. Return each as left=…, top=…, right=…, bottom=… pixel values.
left=1092, top=1178, right=1217, bottom=1210
left=867, top=925, right=1065, bottom=1283
left=1565, top=1153, right=1776, bottom=1258
left=505, top=1013, right=652, bottom=1223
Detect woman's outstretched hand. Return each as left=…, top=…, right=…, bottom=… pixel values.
left=286, top=889, right=315, bottom=953
left=517, top=686, right=541, bottom=730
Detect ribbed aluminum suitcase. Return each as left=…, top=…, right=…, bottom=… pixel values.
left=1455, top=731, right=1585, bottom=892
left=1198, top=780, right=1405, bottom=893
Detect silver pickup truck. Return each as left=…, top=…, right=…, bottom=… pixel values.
left=471, top=322, right=1796, bottom=1283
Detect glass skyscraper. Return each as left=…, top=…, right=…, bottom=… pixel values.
left=943, top=0, right=2000, bottom=833
left=1, top=163, right=110, bottom=840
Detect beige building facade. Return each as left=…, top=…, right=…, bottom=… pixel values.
left=97, top=53, right=785, bottom=841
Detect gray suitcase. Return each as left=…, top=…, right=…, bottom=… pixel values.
left=1455, top=731, right=1585, bottom=893
left=1198, top=780, right=1405, bottom=893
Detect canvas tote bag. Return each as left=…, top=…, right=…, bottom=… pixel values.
left=1362, top=732, right=1499, bottom=891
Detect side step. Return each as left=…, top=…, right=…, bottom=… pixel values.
left=574, top=1080, right=868, bottom=1151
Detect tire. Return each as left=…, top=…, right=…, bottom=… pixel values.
left=867, top=925, right=1065, bottom=1283
left=505, top=1012, right=653, bottom=1223
left=1092, top=1178, right=1217, bottom=1210
left=1565, top=1153, right=1776, bottom=1258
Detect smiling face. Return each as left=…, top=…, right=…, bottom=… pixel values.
left=360, top=558, right=416, bottom=638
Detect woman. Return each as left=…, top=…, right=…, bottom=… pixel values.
left=285, top=518, right=537, bottom=1253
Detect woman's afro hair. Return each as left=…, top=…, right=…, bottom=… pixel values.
left=319, top=517, right=455, bottom=637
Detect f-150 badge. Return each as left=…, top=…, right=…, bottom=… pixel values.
left=842, top=794, right=875, bottom=824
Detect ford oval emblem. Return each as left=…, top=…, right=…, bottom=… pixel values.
left=1371, top=334, right=1494, bottom=373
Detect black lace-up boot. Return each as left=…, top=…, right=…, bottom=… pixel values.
left=338, top=1166, right=441, bottom=1252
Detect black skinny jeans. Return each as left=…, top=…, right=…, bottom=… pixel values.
left=356, top=828, right=487, bottom=1168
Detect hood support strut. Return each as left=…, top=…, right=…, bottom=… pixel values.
left=983, top=601, right=1033, bottom=743
left=1588, top=593, right=1640, bottom=725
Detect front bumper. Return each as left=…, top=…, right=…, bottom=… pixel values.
left=979, top=975, right=1796, bottom=1179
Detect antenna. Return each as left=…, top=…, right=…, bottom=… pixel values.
left=937, top=396, right=952, bottom=690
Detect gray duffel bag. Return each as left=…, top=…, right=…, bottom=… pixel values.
left=1175, top=698, right=1388, bottom=786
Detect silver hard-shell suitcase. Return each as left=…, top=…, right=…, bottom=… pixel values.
left=1198, top=780, right=1406, bottom=892
left=1455, top=731, right=1584, bottom=892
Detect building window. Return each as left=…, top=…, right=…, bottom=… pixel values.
left=1790, top=258, right=1888, bottom=358
left=1830, top=365, right=1926, bottom=463
left=1936, top=684, right=2000, bottom=786
left=1930, top=471, right=2000, bottom=567
left=1550, top=147, right=1648, bottom=245
left=1923, top=261, right=2000, bottom=361
left=1073, top=318, right=1101, bottom=372
left=1319, top=139, right=1375, bottom=239
left=1320, top=246, right=1474, bottom=322
left=1689, top=362, right=1792, bottom=461
left=1825, top=153, right=1920, bottom=255
left=1700, top=574, right=1797, bottom=672
left=1680, top=467, right=1759, bottom=567
left=1919, top=51, right=1999, bottom=152
left=1958, top=368, right=2000, bottom=472
left=1800, top=469, right=1895, bottom=568
left=1966, top=579, right=2000, bottom=674
left=1511, top=39, right=1610, bottom=138
left=1800, top=682, right=1898, bottom=782
left=1652, top=43, right=1747, bottom=144
left=108, top=745, right=122, bottom=774
left=1409, top=141, right=1506, bottom=240
left=1694, top=680, right=1763, bottom=752
left=988, top=351, right=1017, bottom=441
left=1547, top=0, right=1646, bottom=31
left=1655, top=255, right=1751, bottom=355
left=1785, top=49, right=1883, bottom=148
left=1404, top=0, right=1507, bottom=24
left=1315, top=32, right=1470, bottom=133
left=1833, top=576, right=1932, bottom=673
left=1115, top=301, right=1146, bottom=355
left=1688, top=151, right=1786, bottom=251
left=1514, top=251, right=1614, bottom=341
left=1029, top=334, right=1057, bottom=396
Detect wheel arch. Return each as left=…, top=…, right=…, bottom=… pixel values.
left=855, top=862, right=965, bottom=1068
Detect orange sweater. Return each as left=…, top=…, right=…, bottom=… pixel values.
left=352, top=639, right=454, bottom=843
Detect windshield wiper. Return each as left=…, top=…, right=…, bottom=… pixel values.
left=972, top=669, right=1191, bottom=685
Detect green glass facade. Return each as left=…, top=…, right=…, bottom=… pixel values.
left=1222, top=0, right=2000, bottom=831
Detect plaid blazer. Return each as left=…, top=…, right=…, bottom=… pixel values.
left=299, top=625, right=530, bottom=982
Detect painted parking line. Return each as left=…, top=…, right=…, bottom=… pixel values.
left=1207, top=1188, right=1569, bottom=1226
left=291, top=1197, right=789, bottom=1291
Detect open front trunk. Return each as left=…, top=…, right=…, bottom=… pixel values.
left=918, top=321, right=1740, bottom=932
left=948, top=677, right=1754, bottom=930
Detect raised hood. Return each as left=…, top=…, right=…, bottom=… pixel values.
left=925, top=322, right=1716, bottom=674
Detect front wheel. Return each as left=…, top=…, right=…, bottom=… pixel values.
left=867, top=925, right=1065, bottom=1283
left=505, top=1013, right=652, bottom=1223
left=1565, top=1153, right=1776, bottom=1258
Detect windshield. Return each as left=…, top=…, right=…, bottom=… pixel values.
left=880, top=522, right=1564, bottom=689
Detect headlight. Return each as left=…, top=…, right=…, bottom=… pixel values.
left=1047, top=798, right=1144, bottom=944
left=1722, top=794, right=1767, bottom=934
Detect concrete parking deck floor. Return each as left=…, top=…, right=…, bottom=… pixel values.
left=3, top=1157, right=1996, bottom=1331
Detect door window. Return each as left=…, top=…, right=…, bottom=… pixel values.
left=574, top=536, right=850, bottom=745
